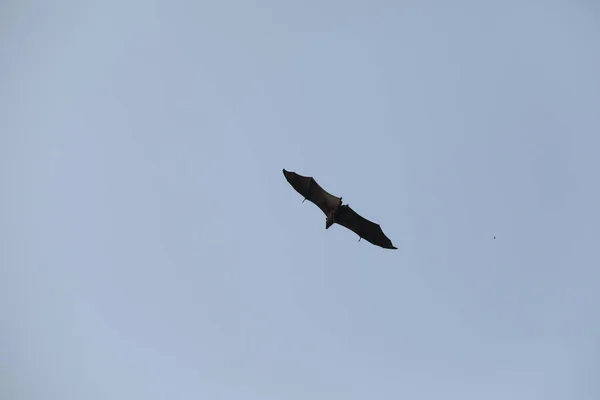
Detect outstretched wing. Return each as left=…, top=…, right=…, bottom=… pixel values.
left=282, top=169, right=341, bottom=216
left=335, top=205, right=397, bottom=249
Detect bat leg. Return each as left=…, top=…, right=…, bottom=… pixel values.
left=358, top=237, right=361, bottom=242
left=326, top=212, right=334, bottom=229
left=302, top=198, right=306, bottom=203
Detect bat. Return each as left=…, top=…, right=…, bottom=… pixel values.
left=282, top=169, right=397, bottom=249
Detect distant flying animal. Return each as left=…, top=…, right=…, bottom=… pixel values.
left=282, top=169, right=397, bottom=249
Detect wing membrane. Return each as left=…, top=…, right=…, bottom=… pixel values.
left=283, top=169, right=341, bottom=216
left=335, top=205, right=397, bottom=249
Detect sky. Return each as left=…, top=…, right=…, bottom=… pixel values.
left=2, top=1, right=600, bottom=399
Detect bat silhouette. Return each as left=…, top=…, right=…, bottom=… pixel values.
left=283, top=169, right=397, bottom=249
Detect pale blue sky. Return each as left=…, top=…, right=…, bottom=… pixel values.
left=2, top=1, right=600, bottom=399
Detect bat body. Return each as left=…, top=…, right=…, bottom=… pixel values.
left=283, top=169, right=397, bottom=250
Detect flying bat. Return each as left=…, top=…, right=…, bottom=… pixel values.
left=282, top=169, right=397, bottom=249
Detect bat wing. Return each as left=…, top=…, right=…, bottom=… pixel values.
left=282, top=169, right=341, bottom=216
left=335, top=205, right=397, bottom=249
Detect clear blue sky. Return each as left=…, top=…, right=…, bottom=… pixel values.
left=2, top=1, right=599, bottom=399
